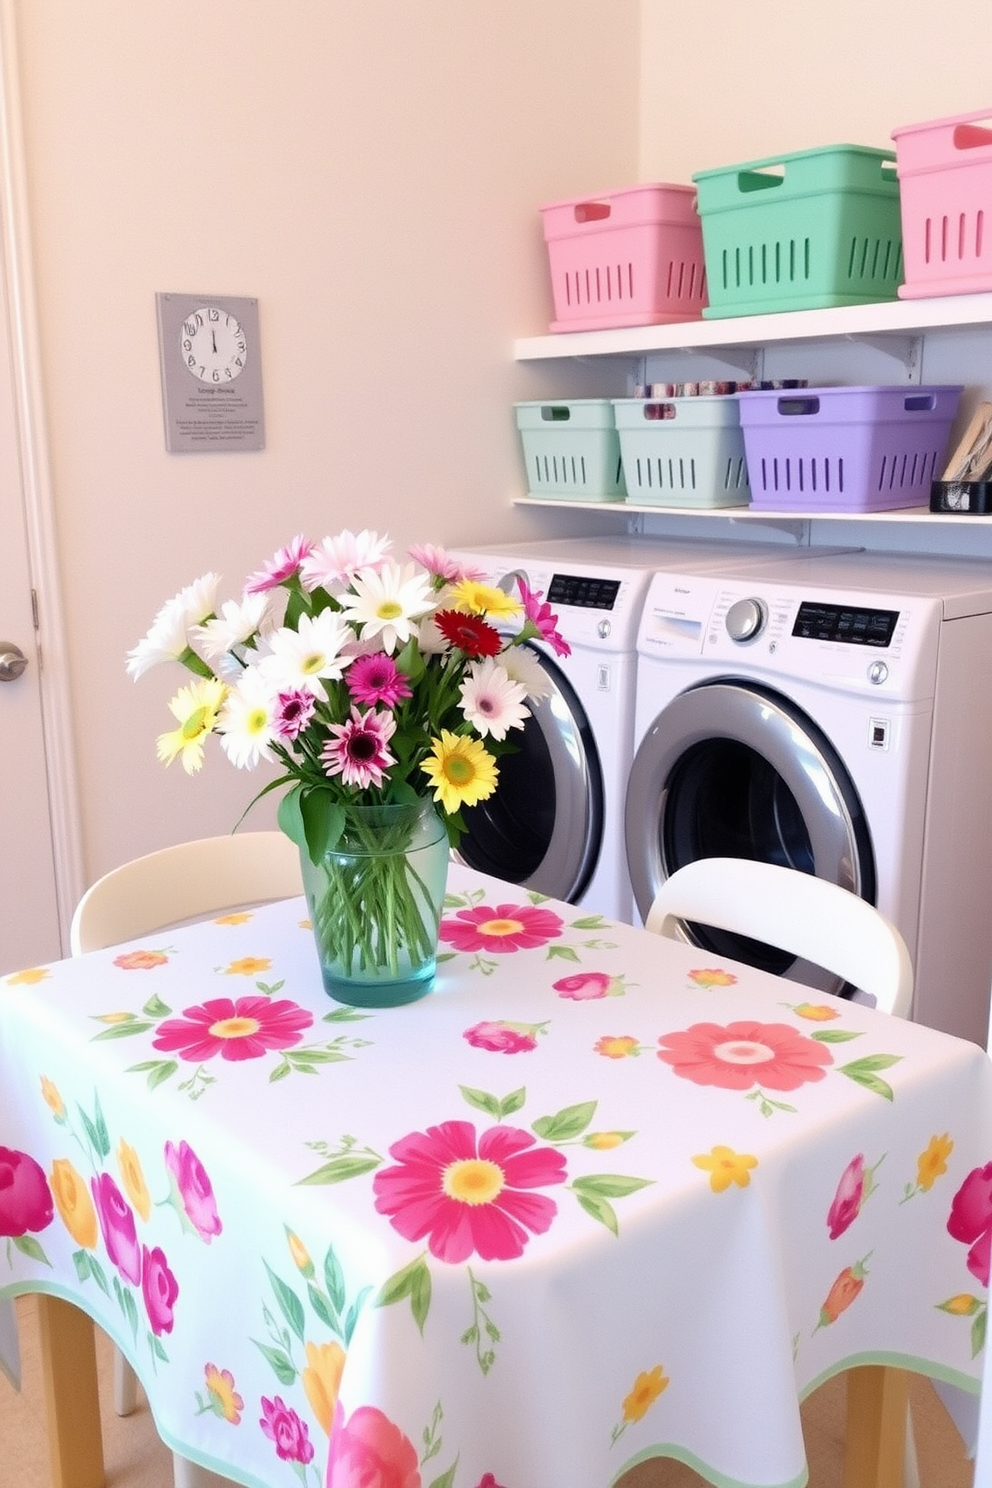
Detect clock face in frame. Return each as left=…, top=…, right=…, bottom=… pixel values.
left=180, top=305, right=247, bottom=383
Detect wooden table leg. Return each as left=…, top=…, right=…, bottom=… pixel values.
left=843, top=1365, right=911, bottom=1488
left=35, top=1295, right=105, bottom=1488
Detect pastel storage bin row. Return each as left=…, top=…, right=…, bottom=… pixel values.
left=893, top=109, right=992, bottom=299
left=692, top=146, right=903, bottom=319
left=612, top=396, right=751, bottom=508
left=514, top=400, right=625, bottom=501
left=540, top=184, right=707, bottom=333
left=737, top=385, right=962, bottom=513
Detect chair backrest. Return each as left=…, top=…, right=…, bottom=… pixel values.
left=69, top=831, right=303, bottom=954
left=645, top=856, right=914, bottom=1018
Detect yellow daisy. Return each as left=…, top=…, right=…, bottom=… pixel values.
left=916, top=1132, right=954, bottom=1192
left=692, top=1144, right=759, bottom=1193
left=421, top=730, right=497, bottom=813
left=157, top=677, right=227, bottom=774
left=448, top=579, right=522, bottom=619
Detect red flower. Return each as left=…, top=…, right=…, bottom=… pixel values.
left=656, top=1020, right=833, bottom=1092
left=152, top=995, right=313, bottom=1062
left=439, top=902, right=564, bottom=954
left=827, top=1154, right=866, bottom=1239
left=434, top=609, right=503, bottom=658
left=373, top=1118, right=567, bottom=1263
left=326, top=1403, right=418, bottom=1488
left=0, top=1147, right=53, bottom=1238
left=947, top=1162, right=992, bottom=1287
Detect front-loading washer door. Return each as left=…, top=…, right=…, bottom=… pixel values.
left=455, top=643, right=604, bottom=904
left=625, top=679, right=876, bottom=992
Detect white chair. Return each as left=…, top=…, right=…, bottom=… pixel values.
left=70, top=831, right=303, bottom=1488
left=644, top=856, right=913, bottom=1017
left=646, top=856, right=919, bottom=1485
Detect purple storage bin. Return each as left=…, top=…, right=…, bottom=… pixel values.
left=737, top=385, right=963, bottom=513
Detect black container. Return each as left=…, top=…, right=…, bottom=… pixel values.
left=930, top=480, right=992, bottom=514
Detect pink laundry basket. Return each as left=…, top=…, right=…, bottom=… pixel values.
left=893, top=109, right=992, bottom=298
left=540, top=184, right=708, bottom=332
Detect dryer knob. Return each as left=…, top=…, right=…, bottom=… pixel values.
left=725, top=597, right=767, bottom=643
left=597, top=619, right=612, bottom=640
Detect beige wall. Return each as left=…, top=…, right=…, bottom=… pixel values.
left=11, top=1, right=640, bottom=879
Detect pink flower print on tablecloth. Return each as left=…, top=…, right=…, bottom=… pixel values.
left=373, top=1118, right=567, bottom=1263
left=141, top=1243, right=179, bottom=1335
left=827, top=1154, right=868, bottom=1239
left=656, top=1020, right=833, bottom=1092
left=463, top=1020, right=543, bottom=1053
left=164, top=1139, right=222, bottom=1241
left=0, top=1147, right=53, bottom=1237
left=326, top=1403, right=419, bottom=1488
left=91, top=1171, right=141, bottom=1284
left=439, top=901, right=564, bottom=954
left=114, top=949, right=169, bottom=971
left=553, top=971, right=624, bottom=1000
left=260, top=1394, right=315, bottom=1466
left=948, top=1162, right=992, bottom=1287
left=152, top=995, right=313, bottom=1062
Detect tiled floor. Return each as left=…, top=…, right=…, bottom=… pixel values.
left=2, top=1294, right=976, bottom=1488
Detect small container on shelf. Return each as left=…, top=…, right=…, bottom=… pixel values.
left=539, top=184, right=707, bottom=333
left=514, top=399, right=625, bottom=501
left=692, top=145, right=903, bottom=319
left=612, top=394, right=751, bottom=509
left=893, top=109, right=992, bottom=300
left=737, top=384, right=963, bottom=513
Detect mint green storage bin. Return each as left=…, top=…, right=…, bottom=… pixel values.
left=693, top=145, right=903, bottom=318
left=613, top=396, right=751, bottom=508
left=514, top=400, right=626, bottom=500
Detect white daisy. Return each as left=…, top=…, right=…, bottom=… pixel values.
left=257, top=608, right=352, bottom=701
left=217, top=668, right=277, bottom=769
left=192, top=591, right=273, bottom=663
left=300, top=529, right=392, bottom=592
left=338, top=562, right=437, bottom=655
left=500, top=644, right=553, bottom=702
left=459, top=657, right=530, bottom=739
left=125, top=572, right=221, bottom=679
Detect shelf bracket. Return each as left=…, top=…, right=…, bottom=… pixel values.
left=842, top=333, right=923, bottom=383
left=673, top=345, right=764, bottom=383
left=729, top=514, right=809, bottom=543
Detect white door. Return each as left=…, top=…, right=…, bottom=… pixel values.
left=0, top=298, right=61, bottom=975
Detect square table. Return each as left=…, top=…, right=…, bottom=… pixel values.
left=2, top=864, right=991, bottom=1488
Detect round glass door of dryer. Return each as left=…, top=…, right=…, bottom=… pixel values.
left=624, top=679, right=876, bottom=991
left=455, top=643, right=604, bottom=905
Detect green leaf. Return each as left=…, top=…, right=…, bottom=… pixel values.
left=306, top=1284, right=338, bottom=1332
left=532, top=1100, right=597, bottom=1141
left=300, top=789, right=345, bottom=865
left=142, top=995, right=172, bottom=1018
left=252, top=1340, right=297, bottom=1385
left=265, top=1262, right=306, bottom=1343
left=323, top=1247, right=346, bottom=1315
left=570, top=915, right=608, bottom=930
left=841, top=1053, right=903, bottom=1073
left=574, top=1190, right=618, bottom=1235
left=972, top=1307, right=987, bottom=1359
left=459, top=1085, right=503, bottom=1118
left=343, top=1286, right=372, bottom=1345
left=838, top=1054, right=903, bottom=1102
left=296, top=1153, right=382, bottom=1186
left=92, top=1021, right=156, bottom=1041
left=571, top=1173, right=653, bottom=1199
left=546, top=945, right=580, bottom=963
left=426, top=1465, right=459, bottom=1488
left=498, top=1087, right=527, bottom=1118
left=377, top=1255, right=432, bottom=1334
left=120, top=1284, right=140, bottom=1343
left=811, top=1029, right=864, bottom=1043
left=13, top=1234, right=50, bottom=1266
left=277, top=784, right=307, bottom=851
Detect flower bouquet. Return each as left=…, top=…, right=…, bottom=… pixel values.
left=127, top=530, right=570, bottom=1006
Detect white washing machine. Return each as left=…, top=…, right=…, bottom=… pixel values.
left=624, top=550, right=992, bottom=1045
left=448, top=535, right=858, bottom=922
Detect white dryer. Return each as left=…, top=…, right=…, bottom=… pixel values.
left=448, top=535, right=854, bottom=922
left=624, top=551, right=992, bottom=1045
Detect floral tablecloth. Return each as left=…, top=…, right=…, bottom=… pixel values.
left=2, top=865, right=992, bottom=1488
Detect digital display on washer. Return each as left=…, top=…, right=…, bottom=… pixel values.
left=792, top=601, right=899, bottom=647
left=547, top=573, right=621, bottom=610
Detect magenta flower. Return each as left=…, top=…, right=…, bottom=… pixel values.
left=373, top=1118, right=567, bottom=1263
left=91, top=1173, right=141, bottom=1284
left=553, top=971, right=616, bottom=1001
left=164, top=1140, right=222, bottom=1242
left=244, top=534, right=314, bottom=593
left=517, top=576, right=571, bottom=658
left=153, top=995, right=313, bottom=1062
left=474, top=1476, right=509, bottom=1488
left=948, top=1162, right=992, bottom=1287
left=320, top=705, right=396, bottom=788
left=346, top=653, right=412, bottom=708
left=0, top=1147, right=53, bottom=1238
left=439, top=901, right=564, bottom=954
left=260, top=1395, right=315, bottom=1465
left=464, top=1020, right=539, bottom=1053
left=827, top=1154, right=866, bottom=1239
left=141, top=1243, right=179, bottom=1335
left=326, top=1403, right=419, bottom=1487
left=273, top=688, right=317, bottom=741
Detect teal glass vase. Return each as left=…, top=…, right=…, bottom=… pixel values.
left=297, top=797, right=450, bottom=1008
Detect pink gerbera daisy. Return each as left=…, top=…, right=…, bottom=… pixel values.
left=372, top=1118, right=567, bottom=1262
left=152, top=996, right=313, bottom=1062
left=244, top=534, right=314, bottom=594
left=439, top=901, right=564, bottom=953
left=346, top=653, right=412, bottom=708
left=273, top=688, right=317, bottom=741
left=320, top=706, right=396, bottom=788
left=517, top=577, right=571, bottom=658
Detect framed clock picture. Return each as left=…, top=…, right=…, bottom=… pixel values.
left=156, top=292, right=265, bottom=453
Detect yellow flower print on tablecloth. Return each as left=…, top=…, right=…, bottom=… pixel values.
left=40, top=1076, right=64, bottom=1120
left=688, top=968, right=737, bottom=988
left=610, top=1364, right=670, bottom=1444
left=302, top=1340, right=346, bottom=1435
left=902, top=1133, right=954, bottom=1202
left=49, top=1158, right=98, bottom=1248
left=789, top=1001, right=841, bottom=1022
left=224, top=956, right=272, bottom=977
left=117, top=1138, right=152, bottom=1222
left=594, top=1036, right=642, bottom=1060
left=692, top=1145, right=758, bottom=1193
left=114, top=949, right=169, bottom=970
left=197, top=1363, right=244, bottom=1424
left=5, top=967, right=51, bottom=985
left=213, top=912, right=253, bottom=925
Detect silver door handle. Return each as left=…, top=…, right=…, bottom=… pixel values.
left=0, top=642, right=28, bottom=681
